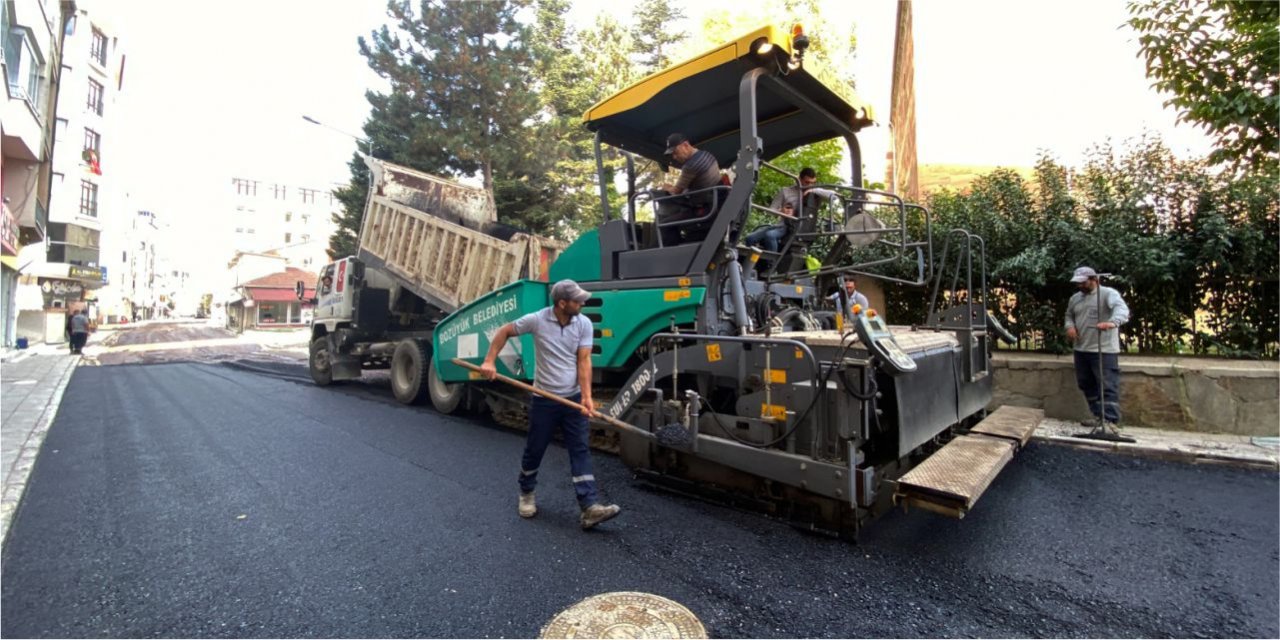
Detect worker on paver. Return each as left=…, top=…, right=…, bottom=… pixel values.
left=1064, top=266, right=1130, bottom=429
left=479, top=279, right=622, bottom=530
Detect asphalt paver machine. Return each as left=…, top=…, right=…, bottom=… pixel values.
left=433, top=25, right=1042, bottom=536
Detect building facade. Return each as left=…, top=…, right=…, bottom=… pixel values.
left=9, top=0, right=123, bottom=344
left=1, top=0, right=74, bottom=347
left=226, top=266, right=314, bottom=333
left=228, top=176, right=340, bottom=273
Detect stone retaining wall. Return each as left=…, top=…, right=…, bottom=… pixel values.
left=991, top=353, right=1279, bottom=436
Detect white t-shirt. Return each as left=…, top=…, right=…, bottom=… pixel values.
left=511, top=307, right=593, bottom=396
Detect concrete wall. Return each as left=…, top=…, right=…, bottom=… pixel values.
left=992, top=352, right=1279, bottom=436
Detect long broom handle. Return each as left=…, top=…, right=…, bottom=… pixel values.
left=450, top=358, right=650, bottom=438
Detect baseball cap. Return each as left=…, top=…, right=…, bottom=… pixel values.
left=1070, top=266, right=1097, bottom=283
left=664, top=133, right=688, bottom=155
left=551, top=279, right=592, bottom=303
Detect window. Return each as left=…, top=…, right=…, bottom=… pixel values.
left=83, top=128, right=101, bottom=155
left=83, top=128, right=101, bottom=172
left=284, top=232, right=292, bottom=243
left=79, top=181, right=99, bottom=217
left=86, top=78, right=104, bottom=115
left=284, top=212, right=292, bottom=222
left=273, top=184, right=287, bottom=200
left=90, top=29, right=107, bottom=65
left=5, top=26, right=46, bottom=108
left=232, top=178, right=258, bottom=196
left=299, top=188, right=316, bottom=204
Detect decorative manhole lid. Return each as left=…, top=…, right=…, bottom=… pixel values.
left=541, top=591, right=706, bottom=639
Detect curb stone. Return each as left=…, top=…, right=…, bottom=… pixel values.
left=1034, top=434, right=1279, bottom=470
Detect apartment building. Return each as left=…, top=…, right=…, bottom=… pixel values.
left=8, top=1, right=124, bottom=343
left=228, top=177, right=340, bottom=272
left=1, top=0, right=74, bottom=346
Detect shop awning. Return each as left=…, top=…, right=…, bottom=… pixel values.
left=246, top=288, right=314, bottom=302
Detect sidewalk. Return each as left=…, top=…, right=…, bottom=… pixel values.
left=1, top=347, right=80, bottom=546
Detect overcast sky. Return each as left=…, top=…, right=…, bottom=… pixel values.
left=105, top=0, right=1214, bottom=285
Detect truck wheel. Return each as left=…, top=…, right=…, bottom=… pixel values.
left=310, top=337, right=335, bottom=386
left=427, top=357, right=465, bottom=414
left=391, top=339, right=431, bottom=405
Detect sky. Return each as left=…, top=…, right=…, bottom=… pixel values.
left=104, top=0, right=1214, bottom=288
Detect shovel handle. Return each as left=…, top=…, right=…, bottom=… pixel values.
left=450, top=358, right=647, bottom=437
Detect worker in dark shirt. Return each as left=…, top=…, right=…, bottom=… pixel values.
left=657, top=133, right=722, bottom=246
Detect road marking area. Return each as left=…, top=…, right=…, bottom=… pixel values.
left=541, top=592, right=706, bottom=638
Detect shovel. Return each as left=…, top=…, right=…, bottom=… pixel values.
left=451, top=358, right=655, bottom=440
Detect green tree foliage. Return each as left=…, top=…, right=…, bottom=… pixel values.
left=360, top=0, right=539, bottom=191
left=630, top=0, right=687, bottom=72
left=1128, top=0, right=1279, bottom=173
left=882, top=135, right=1277, bottom=358
left=328, top=153, right=369, bottom=259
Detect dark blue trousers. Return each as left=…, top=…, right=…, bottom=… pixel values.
left=1074, top=351, right=1121, bottom=423
left=519, top=394, right=598, bottom=509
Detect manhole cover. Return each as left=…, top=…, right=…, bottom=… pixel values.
left=541, top=591, right=706, bottom=639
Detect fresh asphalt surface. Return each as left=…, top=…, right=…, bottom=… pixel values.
left=2, top=361, right=1277, bottom=638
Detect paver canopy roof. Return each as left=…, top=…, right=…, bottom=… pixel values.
left=582, top=25, right=876, bottom=167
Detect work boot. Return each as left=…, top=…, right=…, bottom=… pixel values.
left=518, top=492, right=537, bottom=518
left=580, top=503, right=621, bottom=530
left=1080, top=417, right=1102, bottom=428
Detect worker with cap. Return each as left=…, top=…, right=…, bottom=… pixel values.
left=480, top=279, right=622, bottom=530
left=656, top=133, right=722, bottom=246
left=1064, top=266, right=1130, bottom=428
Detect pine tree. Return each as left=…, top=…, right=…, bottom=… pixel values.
left=359, top=0, right=539, bottom=191
left=630, top=0, right=687, bottom=73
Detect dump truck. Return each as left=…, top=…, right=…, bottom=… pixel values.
left=313, top=24, right=1042, bottom=537
left=303, top=158, right=564, bottom=407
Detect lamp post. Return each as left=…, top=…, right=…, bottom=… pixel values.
left=302, top=115, right=371, bottom=157
left=303, top=115, right=374, bottom=194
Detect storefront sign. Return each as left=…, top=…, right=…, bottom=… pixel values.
left=40, top=279, right=84, bottom=296
left=38, top=277, right=85, bottom=308
left=68, top=265, right=104, bottom=281
left=1, top=205, right=18, bottom=257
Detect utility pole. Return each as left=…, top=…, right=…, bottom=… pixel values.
left=890, top=0, right=920, bottom=202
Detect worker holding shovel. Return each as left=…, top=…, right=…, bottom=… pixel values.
left=1065, top=266, right=1130, bottom=432
left=479, top=279, right=622, bottom=530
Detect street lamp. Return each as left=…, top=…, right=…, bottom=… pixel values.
left=302, top=115, right=371, bottom=157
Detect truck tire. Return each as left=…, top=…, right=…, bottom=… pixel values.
left=310, top=337, right=335, bottom=386
left=391, top=339, right=431, bottom=405
left=427, top=357, right=465, bottom=415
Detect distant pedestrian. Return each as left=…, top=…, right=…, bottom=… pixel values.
left=68, top=310, right=91, bottom=355
left=1064, top=266, right=1130, bottom=427
left=479, top=279, right=622, bottom=530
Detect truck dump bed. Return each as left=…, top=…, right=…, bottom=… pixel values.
left=357, top=158, right=565, bottom=313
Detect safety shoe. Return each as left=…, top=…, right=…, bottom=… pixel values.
left=1080, top=417, right=1102, bottom=428
left=518, top=492, right=537, bottom=518
left=580, top=503, right=621, bottom=530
